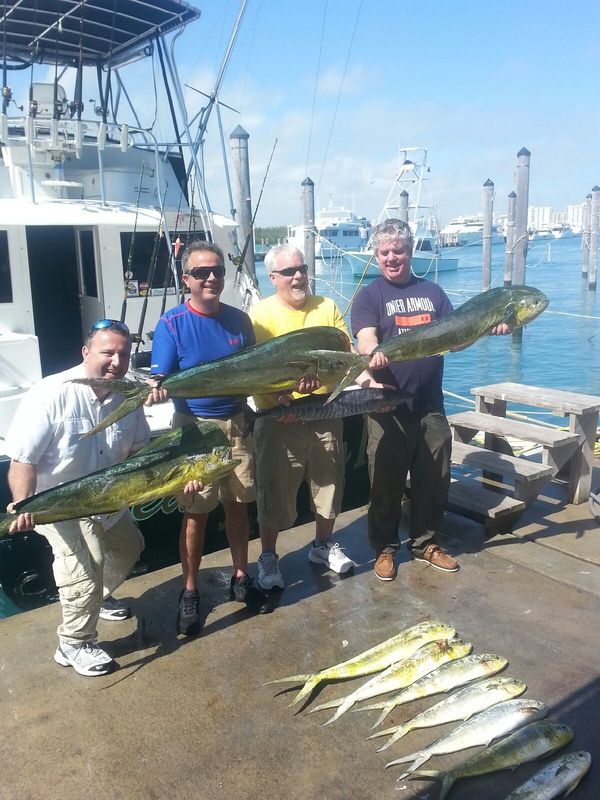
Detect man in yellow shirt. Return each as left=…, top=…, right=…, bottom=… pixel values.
left=250, top=244, right=374, bottom=591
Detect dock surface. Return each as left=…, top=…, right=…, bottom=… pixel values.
left=2, top=471, right=600, bottom=800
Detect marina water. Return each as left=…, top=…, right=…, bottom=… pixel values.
left=255, top=237, right=600, bottom=421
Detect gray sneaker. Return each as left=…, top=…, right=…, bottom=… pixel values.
left=99, top=595, right=131, bottom=621
left=257, top=553, right=284, bottom=591
left=54, top=641, right=116, bottom=677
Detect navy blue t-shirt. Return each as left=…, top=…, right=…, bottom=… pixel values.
left=151, top=301, right=255, bottom=418
left=351, top=276, right=453, bottom=414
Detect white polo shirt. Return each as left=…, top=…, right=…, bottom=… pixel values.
left=4, top=364, right=150, bottom=494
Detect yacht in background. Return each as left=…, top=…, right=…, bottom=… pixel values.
left=440, top=215, right=504, bottom=247
left=287, top=201, right=371, bottom=259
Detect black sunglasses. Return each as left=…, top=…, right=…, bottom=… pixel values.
left=185, top=265, right=226, bottom=280
left=271, top=263, right=309, bottom=277
left=90, top=319, right=130, bottom=335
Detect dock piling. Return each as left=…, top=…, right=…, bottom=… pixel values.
left=482, top=179, right=494, bottom=291
left=581, top=193, right=591, bottom=279
left=513, top=148, right=531, bottom=343
left=503, top=191, right=516, bottom=287
left=229, top=125, right=257, bottom=282
left=589, top=185, right=599, bottom=291
left=302, top=177, right=316, bottom=291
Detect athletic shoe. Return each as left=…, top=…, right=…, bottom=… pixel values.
left=99, top=595, right=131, bottom=621
left=308, top=540, right=354, bottom=574
left=257, top=553, right=284, bottom=591
left=374, top=550, right=397, bottom=581
left=54, top=641, right=116, bottom=677
left=410, top=544, right=459, bottom=573
left=176, top=588, right=202, bottom=636
left=229, top=575, right=274, bottom=614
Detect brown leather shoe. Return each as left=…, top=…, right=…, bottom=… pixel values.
left=411, top=544, right=459, bottom=573
left=374, top=550, right=397, bottom=581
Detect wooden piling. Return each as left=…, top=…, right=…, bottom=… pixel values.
left=229, top=125, right=256, bottom=281
left=513, top=148, right=530, bottom=343
left=503, top=191, right=516, bottom=287
left=301, top=177, right=316, bottom=291
left=590, top=185, right=599, bottom=291
left=482, top=179, right=494, bottom=291
left=399, top=190, right=409, bottom=224
left=582, top=193, right=591, bottom=279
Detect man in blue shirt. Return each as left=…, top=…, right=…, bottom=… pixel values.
left=151, top=241, right=272, bottom=634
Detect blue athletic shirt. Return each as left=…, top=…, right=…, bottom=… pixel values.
left=351, top=275, right=453, bottom=414
left=151, top=300, right=255, bottom=418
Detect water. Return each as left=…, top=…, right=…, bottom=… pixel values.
left=255, top=237, right=600, bottom=419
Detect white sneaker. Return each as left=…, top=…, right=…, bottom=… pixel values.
left=258, top=553, right=284, bottom=591
left=54, top=641, right=116, bottom=677
left=308, top=540, right=354, bottom=574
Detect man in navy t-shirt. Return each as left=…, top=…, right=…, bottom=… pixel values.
left=150, top=241, right=272, bottom=634
left=352, top=219, right=510, bottom=582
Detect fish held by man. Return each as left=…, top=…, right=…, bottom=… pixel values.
left=370, top=676, right=527, bottom=752
left=356, top=652, right=509, bottom=727
left=385, top=698, right=547, bottom=776
left=74, top=326, right=368, bottom=436
left=0, top=421, right=239, bottom=536
left=502, top=750, right=591, bottom=799
left=327, top=285, right=549, bottom=400
left=263, top=619, right=455, bottom=708
left=310, top=638, right=472, bottom=725
left=409, top=721, right=574, bottom=800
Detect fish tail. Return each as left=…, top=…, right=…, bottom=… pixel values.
left=288, top=677, right=320, bottom=707
left=81, top=391, right=146, bottom=438
left=408, top=770, right=450, bottom=800
left=262, top=673, right=312, bottom=687
left=372, top=704, right=394, bottom=727
left=321, top=699, right=353, bottom=726
left=385, top=751, right=420, bottom=770
left=375, top=725, right=409, bottom=751
left=307, top=696, right=344, bottom=714
left=350, top=701, right=386, bottom=713
left=326, top=358, right=369, bottom=404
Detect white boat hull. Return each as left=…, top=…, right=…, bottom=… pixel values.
left=342, top=249, right=458, bottom=279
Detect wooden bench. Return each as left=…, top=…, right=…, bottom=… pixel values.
left=449, top=411, right=580, bottom=478
left=451, top=440, right=553, bottom=505
left=446, top=478, right=525, bottom=533
left=472, top=382, right=600, bottom=504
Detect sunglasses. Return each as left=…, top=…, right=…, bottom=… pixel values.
left=270, top=263, right=309, bottom=277
left=185, top=265, right=226, bottom=280
left=90, top=319, right=130, bottom=335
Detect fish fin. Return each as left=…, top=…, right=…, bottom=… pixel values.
left=564, top=771, right=586, bottom=796
left=308, top=697, right=343, bottom=714
left=262, top=673, right=312, bottom=687
left=326, top=361, right=368, bottom=404
left=80, top=390, right=146, bottom=438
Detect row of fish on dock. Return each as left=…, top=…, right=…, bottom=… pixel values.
left=0, top=286, right=549, bottom=536
left=264, top=620, right=591, bottom=799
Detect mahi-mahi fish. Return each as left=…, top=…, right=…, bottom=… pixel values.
left=309, top=638, right=472, bottom=725
left=0, top=421, right=238, bottom=536
left=409, top=721, right=574, bottom=800
left=330, top=285, right=549, bottom=396
left=264, top=620, right=455, bottom=708
left=369, top=676, right=527, bottom=751
left=74, top=326, right=367, bottom=437
left=503, top=750, right=591, bottom=799
left=385, top=698, right=547, bottom=776
left=355, top=652, right=509, bottom=727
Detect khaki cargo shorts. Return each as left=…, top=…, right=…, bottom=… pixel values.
left=253, top=416, right=344, bottom=531
left=173, top=410, right=256, bottom=514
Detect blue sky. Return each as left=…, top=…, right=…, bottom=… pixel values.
left=178, top=0, right=600, bottom=228
left=12, top=0, right=600, bottom=228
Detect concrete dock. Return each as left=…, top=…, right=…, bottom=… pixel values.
left=1, top=470, right=599, bottom=800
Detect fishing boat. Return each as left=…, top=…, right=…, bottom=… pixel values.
left=551, top=222, right=575, bottom=239
left=0, top=0, right=264, bottom=610
left=342, top=147, right=458, bottom=281
left=287, top=200, right=371, bottom=260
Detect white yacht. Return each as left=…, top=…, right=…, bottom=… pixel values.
left=440, top=215, right=504, bottom=247
left=287, top=202, right=371, bottom=259
left=551, top=223, right=575, bottom=239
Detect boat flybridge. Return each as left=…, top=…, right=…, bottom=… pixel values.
left=0, top=0, right=257, bottom=440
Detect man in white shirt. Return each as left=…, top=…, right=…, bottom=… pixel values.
left=4, top=320, right=176, bottom=677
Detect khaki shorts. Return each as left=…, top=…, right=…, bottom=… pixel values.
left=173, top=410, right=255, bottom=514
left=254, top=416, right=344, bottom=531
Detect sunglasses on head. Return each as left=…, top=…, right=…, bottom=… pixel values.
left=90, top=319, right=130, bottom=335
left=185, top=265, right=226, bottom=280
left=271, top=263, right=309, bottom=277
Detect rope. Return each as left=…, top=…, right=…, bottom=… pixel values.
left=304, top=0, right=328, bottom=177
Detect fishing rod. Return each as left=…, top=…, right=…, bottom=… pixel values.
left=120, top=161, right=145, bottom=323
left=159, top=191, right=184, bottom=319
left=136, top=183, right=169, bottom=352
left=233, top=137, right=278, bottom=290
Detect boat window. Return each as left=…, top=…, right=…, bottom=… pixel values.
left=415, top=239, right=433, bottom=252
left=322, top=228, right=338, bottom=237
left=79, top=230, right=97, bottom=297
left=120, top=231, right=202, bottom=294
left=0, top=231, right=12, bottom=303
